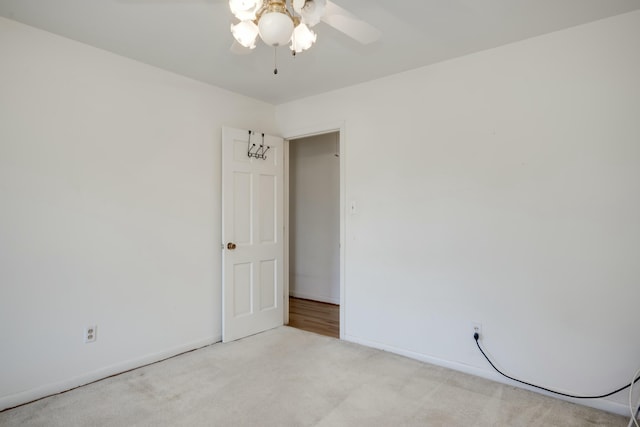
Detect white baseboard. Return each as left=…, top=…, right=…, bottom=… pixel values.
left=344, top=334, right=630, bottom=417
left=0, top=336, right=221, bottom=412
left=289, top=290, right=339, bottom=305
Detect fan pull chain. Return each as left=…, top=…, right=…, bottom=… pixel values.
left=291, top=24, right=297, bottom=58
left=273, top=47, right=278, bottom=75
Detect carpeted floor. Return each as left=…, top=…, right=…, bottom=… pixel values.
left=0, top=327, right=627, bottom=426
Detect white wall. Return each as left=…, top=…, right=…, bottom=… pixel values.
left=0, top=17, right=276, bottom=410
left=277, top=11, right=640, bottom=414
left=289, top=133, right=340, bottom=304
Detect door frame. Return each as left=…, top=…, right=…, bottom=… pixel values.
left=282, top=121, right=346, bottom=339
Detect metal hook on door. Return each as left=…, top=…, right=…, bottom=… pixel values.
left=247, top=131, right=270, bottom=160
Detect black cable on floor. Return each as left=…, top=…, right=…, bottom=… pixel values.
left=473, top=332, right=640, bottom=399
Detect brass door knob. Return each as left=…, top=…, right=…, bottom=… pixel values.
left=227, top=242, right=237, bottom=250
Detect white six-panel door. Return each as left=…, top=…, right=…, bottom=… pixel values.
left=222, top=127, right=284, bottom=342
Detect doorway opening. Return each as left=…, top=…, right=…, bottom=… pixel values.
left=287, top=131, right=340, bottom=338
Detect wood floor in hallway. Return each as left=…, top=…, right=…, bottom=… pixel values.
left=288, top=297, right=339, bottom=338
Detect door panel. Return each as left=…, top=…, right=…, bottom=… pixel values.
left=259, top=174, right=276, bottom=243
left=233, top=172, right=252, bottom=245
left=233, top=262, right=252, bottom=317
left=222, top=127, right=284, bottom=342
left=260, top=259, right=277, bottom=310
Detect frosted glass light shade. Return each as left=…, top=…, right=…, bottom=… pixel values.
left=231, top=20, right=259, bottom=49
left=293, top=0, right=326, bottom=27
left=290, top=23, right=316, bottom=53
left=229, top=0, right=263, bottom=21
left=258, top=12, right=294, bottom=47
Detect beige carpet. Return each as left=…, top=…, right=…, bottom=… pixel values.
left=0, top=327, right=627, bottom=426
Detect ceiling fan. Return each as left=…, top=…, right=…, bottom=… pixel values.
left=229, top=0, right=380, bottom=65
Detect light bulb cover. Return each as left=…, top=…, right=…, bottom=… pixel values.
left=231, top=20, right=259, bottom=49
left=293, top=0, right=326, bottom=27
left=290, top=23, right=317, bottom=53
left=258, top=11, right=294, bottom=47
left=229, top=0, right=263, bottom=21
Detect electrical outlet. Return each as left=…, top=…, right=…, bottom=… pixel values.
left=84, top=325, right=97, bottom=343
left=472, top=322, right=482, bottom=338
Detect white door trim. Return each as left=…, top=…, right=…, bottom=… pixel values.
left=282, top=121, right=346, bottom=339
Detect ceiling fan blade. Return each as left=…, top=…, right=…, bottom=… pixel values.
left=321, top=1, right=381, bottom=45
left=230, top=40, right=253, bottom=55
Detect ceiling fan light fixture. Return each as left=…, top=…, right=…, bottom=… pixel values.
left=229, top=0, right=263, bottom=21
left=228, top=0, right=381, bottom=72
left=258, top=11, right=294, bottom=47
left=231, top=20, right=259, bottom=49
left=290, top=23, right=316, bottom=53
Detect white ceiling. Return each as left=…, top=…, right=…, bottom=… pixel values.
left=1, top=0, right=639, bottom=104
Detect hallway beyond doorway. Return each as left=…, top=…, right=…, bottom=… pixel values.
left=288, top=297, right=339, bottom=338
